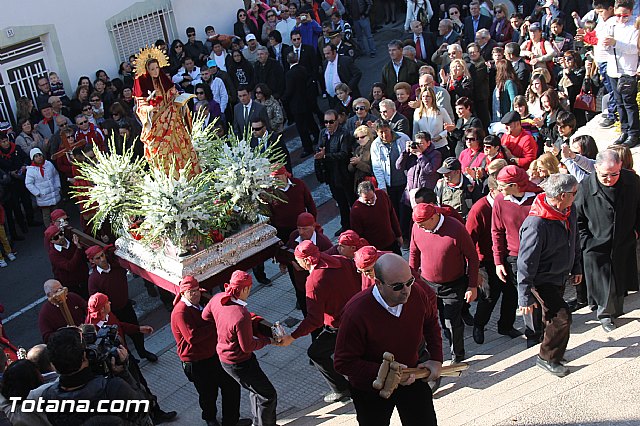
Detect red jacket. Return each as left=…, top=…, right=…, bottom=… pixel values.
left=501, top=130, right=537, bottom=170
left=491, top=192, right=536, bottom=264
left=171, top=300, right=218, bottom=362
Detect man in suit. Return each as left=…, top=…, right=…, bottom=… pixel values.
left=322, top=43, right=363, bottom=108
left=463, top=1, right=492, bottom=46
left=232, top=88, right=270, bottom=137
left=291, top=30, right=318, bottom=81
left=254, top=47, right=285, bottom=99
left=409, top=20, right=437, bottom=67
left=282, top=52, right=320, bottom=158
left=381, top=40, right=420, bottom=100
left=267, top=30, right=292, bottom=71
left=476, top=29, right=498, bottom=61
left=432, top=20, right=462, bottom=70
left=379, top=99, right=410, bottom=135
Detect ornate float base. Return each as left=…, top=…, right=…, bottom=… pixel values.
left=115, top=221, right=280, bottom=285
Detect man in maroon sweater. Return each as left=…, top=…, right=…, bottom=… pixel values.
left=85, top=245, right=157, bottom=362
left=280, top=240, right=361, bottom=403
left=171, top=276, right=246, bottom=426
left=490, top=166, right=542, bottom=347
left=350, top=180, right=402, bottom=255
left=205, top=271, right=277, bottom=426
left=268, top=165, right=317, bottom=242
left=409, top=203, right=478, bottom=363
left=38, top=279, right=86, bottom=343
left=335, top=253, right=442, bottom=425
left=45, top=224, right=89, bottom=299
left=466, top=176, right=502, bottom=344
left=323, top=229, right=367, bottom=258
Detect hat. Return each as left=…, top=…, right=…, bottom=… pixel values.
left=296, top=212, right=316, bottom=227
left=529, top=22, right=542, bottom=32
left=86, top=293, right=109, bottom=322
left=500, top=111, right=521, bottom=125
left=497, top=165, right=541, bottom=192
left=50, top=209, right=68, bottom=222
left=354, top=246, right=380, bottom=270
left=173, top=275, right=204, bottom=306
left=220, top=270, right=253, bottom=304
left=485, top=135, right=502, bottom=147
left=338, top=230, right=361, bottom=247
left=270, top=165, right=290, bottom=177
left=437, top=157, right=461, bottom=174
left=412, top=203, right=437, bottom=223
left=37, top=101, right=52, bottom=111
left=245, top=34, right=257, bottom=42
left=30, top=147, right=43, bottom=160
left=206, top=59, right=218, bottom=68
left=231, top=37, right=242, bottom=44
left=85, top=245, right=106, bottom=260
left=44, top=224, right=61, bottom=241
left=328, top=29, right=341, bottom=38
left=294, top=240, right=320, bottom=264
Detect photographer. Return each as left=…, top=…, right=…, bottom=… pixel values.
left=40, top=327, right=152, bottom=425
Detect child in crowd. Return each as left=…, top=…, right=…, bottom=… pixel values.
left=48, top=72, right=69, bottom=103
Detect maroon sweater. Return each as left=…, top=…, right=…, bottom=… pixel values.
left=466, top=196, right=494, bottom=263
left=88, top=261, right=129, bottom=311
left=334, top=284, right=443, bottom=393
left=38, top=293, right=87, bottom=343
left=171, top=300, right=217, bottom=362
left=284, top=231, right=333, bottom=292
left=350, top=189, right=401, bottom=249
left=491, top=193, right=535, bottom=264
left=291, top=254, right=361, bottom=339
left=269, top=177, right=317, bottom=233
left=205, top=293, right=271, bottom=364
left=48, top=243, right=89, bottom=291
left=409, top=216, right=479, bottom=287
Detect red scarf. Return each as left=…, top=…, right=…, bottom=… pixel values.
left=528, top=193, right=570, bottom=230
left=31, top=160, right=45, bottom=177
left=0, top=142, right=16, bottom=160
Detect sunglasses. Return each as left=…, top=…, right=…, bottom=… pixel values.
left=379, top=276, right=415, bottom=291
left=356, top=134, right=368, bottom=139
left=465, top=137, right=477, bottom=141
left=77, top=120, right=88, bottom=125
left=354, top=106, right=367, bottom=111
left=176, top=45, right=183, bottom=48
left=188, top=33, right=196, bottom=37
left=82, top=107, right=92, bottom=112
left=91, top=99, right=100, bottom=102
left=251, top=125, right=264, bottom=131
left=324, top=119, right=336, bottom=124
left=616, top=13, right=630, bottom=17
left=196, top=91, right=205, bottom=95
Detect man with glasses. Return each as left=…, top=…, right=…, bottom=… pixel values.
left=249, top=117, right=291, bottom=173
left=335, top=253, right=442, bottom=425
left=410, top=203, right=478, bottom=364
left=575, top=149, right=640, bottom=333
left=479, top=166, right=542, bottom=346
left=38, top=279, right=87, bottom=343
left=518, top=173, right=581, bottom=377
left=184, top=26, right=208, bottom=66
left=74, top=114, right=105, bottom=152
left=45, top=223, right=89, bottom=299
left=379, top=99, right=409, bottom=135
left=279, top=240, right=361, bottom=403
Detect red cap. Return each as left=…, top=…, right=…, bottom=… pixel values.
left=294, top=240, right=320, bottom=264
left=354, top=246, right=380, bottom=270
left=221, top=271, right=253, bottom=304
left=173, top=275, right=202, bottom=306
left=86, top=292, right=109, bottom=323
left=412, top=203, right=437, bottom=223
left=44, top=224, right=61, bottom=241
left=296, top=212, right=316, bottom=227
left=497, top=165, right=541, bottom=193
left=270, top=165, right=290, bottom=177
left=85, top=245, right=105, bottom=260
left=50, top=209, right=67, bottom=222
left=338, top=230, right=361, bottom=247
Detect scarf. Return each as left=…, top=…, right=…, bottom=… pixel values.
left=0, top=142, right=16, bottom=160
left=31, top=160, right=45, bottom=177
left=528, top=193, right=570, bottom=230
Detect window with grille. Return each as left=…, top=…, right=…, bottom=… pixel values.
left=107, top=1, right=176, bottom=63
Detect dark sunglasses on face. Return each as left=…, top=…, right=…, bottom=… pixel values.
left=252, top=125, right=264, bottom=131
left=465, top=137, right=477, bottom=141
left=324, top=119, right=336, bottom=124
left=78, top=120, right=88, bottom=125
left=196, top=91, right=205, bottom=95
left=82, top=107, right=92, bottom=111
left=354, top=106, right=367, bottom=111
left=379, top=276, right=415, bottom=291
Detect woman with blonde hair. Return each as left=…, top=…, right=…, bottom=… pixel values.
left=349, top=125, right=375, bottom=191
left=441, top=58, right=473, bottom=115
left=533, top=152, right=560, bottom=185
left=413, top=86, right=454, bottom=158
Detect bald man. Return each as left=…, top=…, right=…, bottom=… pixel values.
left=27, top=344, right=58, bottom=383
left=38, top=279, right=87, bottom=343
left=335, top=253, right=442, bottom=426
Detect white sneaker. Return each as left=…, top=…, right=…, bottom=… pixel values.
left=0, top=260, right=7, bottom=268
left=6, top=253, right=16, bottom=261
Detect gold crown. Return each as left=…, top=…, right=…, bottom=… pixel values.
left=134, top=46, right=170, bottom=78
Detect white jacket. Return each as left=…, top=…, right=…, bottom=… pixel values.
left=404, top=0, right=433, bottom=31
left=25, top=160, right=61, bottom=207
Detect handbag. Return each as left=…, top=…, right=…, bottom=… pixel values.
left=574, top=90, right=596, bottom=112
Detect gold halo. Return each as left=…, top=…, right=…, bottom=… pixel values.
left=134, top=46, right=170, bottom=78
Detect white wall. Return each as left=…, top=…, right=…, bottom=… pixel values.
left=0, top=0, right=243, bottom=92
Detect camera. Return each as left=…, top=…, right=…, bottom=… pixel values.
left=544, top=139, right=553, bottom=147
left=82, top=324, right=122, bottom=375
left=301, top=14, right=307, bottom=21
left=410, top=142, right=420, bottom=149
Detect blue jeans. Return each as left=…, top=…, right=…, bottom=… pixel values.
left=598, top=61, right=617, bottom=120
left=353, top=17, right=376, bottom=54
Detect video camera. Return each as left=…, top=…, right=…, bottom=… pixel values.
left=81, top=324, right=122, bottom=375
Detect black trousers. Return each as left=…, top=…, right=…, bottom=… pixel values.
left=113, top=301, right=147, bottom=357
left=611, top=75, right=640, bottom=138
left=307, top=326, right=349, bottom=392
left=293, top=111, right=319, bottom=153
left=425, top=276, right=466, bottom=360
left=531, top=285, right=572, bottom=364
left=474, top=258, right=518, bottom=331
left=328, top=183, right=355, bottom=229
left=183, top=355, right=241, bottom=424
left=222, top=355, right=277, bottom=426
left=386, top=185, right=404, bottom=219
left=351, top=380, right=437, bottom=426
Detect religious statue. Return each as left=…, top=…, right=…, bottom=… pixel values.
left=132, top=46, right=201, bottom=177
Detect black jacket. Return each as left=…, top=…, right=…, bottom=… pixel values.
left=250, top=131, right=292, bottom=173
left=322, top=54, right=363, bottom=98
left=463, top=15, right=492, bottom=46
left=317, top=127, right=353, bottom=189
left=282, top=64, right=314, bottom=113
left=253, top=58, right=285, bottom=99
